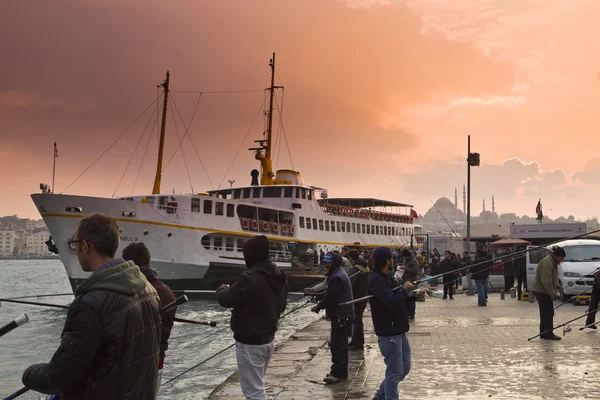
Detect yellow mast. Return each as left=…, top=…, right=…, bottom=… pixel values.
left=152, top=70, right=170, bottom=194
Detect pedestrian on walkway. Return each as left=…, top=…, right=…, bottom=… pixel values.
left=531, top=247, right=565, bottom=340
left=348, top=250, right=370, bottom=350
left=584, top=269, right=600, bottom=329
left=311, top=252, right=354, bottom=384
left=122, top=242, right=177, bottom=395
left=369, top=247, right=415, bottom=400
left=430, top=249, right=441, bottom=287
left=216, top=235, right=289, bottom=399
left=22, top=213, right=162, bottom=399
left=472, top=248, right=492, bottom=306
left=399, top=249, right=419, bottom=319
left=440, top=251, right=457, bottom=300
left=461, top=251, right=475, bottom=295
left=503, top=249, right=515, bottom=293
left=515, top=246, right=528, bottom=299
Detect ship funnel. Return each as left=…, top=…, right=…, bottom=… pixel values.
left=275, top=169, right=303, bottom=185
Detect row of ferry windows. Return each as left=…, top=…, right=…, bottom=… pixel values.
left=201, top=235, right=244, bottom=252
left=298, top=216, right=413, bottom=236
left=213, top=187, right=314, bottom=200
left=191, top=199, right=235, bottom=217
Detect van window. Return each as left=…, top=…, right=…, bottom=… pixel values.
left=563, top=245, right=600, bottom=261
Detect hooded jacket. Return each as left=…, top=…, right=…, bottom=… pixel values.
left=22, top=260, right=161, bottom=400
left=314, top=254, right=355, bottom=320
left=216, top=260, right=288, bottom=345
left=140, top=266, right=177, bottom=367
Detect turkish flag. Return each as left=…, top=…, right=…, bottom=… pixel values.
left=411, top=209, right=418, bottom=219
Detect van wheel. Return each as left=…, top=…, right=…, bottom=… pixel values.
left=560, top=289, right=571, bottom=303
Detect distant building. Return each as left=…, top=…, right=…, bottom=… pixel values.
left=0, top=230, right=18, bottom=257
left=26, top=229, right=53, bottom=257
left=26, top=219, right=46, bottom=231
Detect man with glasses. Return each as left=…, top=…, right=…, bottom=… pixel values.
left=21, top=213, right=162, bottom=399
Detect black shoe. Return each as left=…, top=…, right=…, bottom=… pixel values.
left=587, top=325, right=598, bottom=330
left=542, top=334, right=561, bottom=341
left=323, top=375, right=344, bottom=384
left=478, top=304, right=486, bottom=307
left=442, top=296, right=447, bottom=300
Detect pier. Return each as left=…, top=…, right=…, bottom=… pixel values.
left=209, top=293, right=600, bottom=399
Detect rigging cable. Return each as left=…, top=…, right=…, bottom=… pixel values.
left=112, top=98, right=158, bottom=197
left=217, top=96, right=267, bottom=189
left=273, top=91, right=284, bottom=171
left=166, top=98, right=195, bottom=194
left=169, top=94, right=215, bottom=190
left=273, top=87, right=295, bottom=171
left=60, top=94, right=161, bottom=194
left=131, top=94, right=161, bottom=195
left=170, top=89, right=264, bottom=94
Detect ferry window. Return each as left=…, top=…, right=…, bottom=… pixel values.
left=214, top=237, right=222, bottom=251
left=216, top=202, right=224, bottom=216
left=331, top=221, right=336, bottom=232
left=237, top=239, right=245, bottom=252
left=336, top=221, right=341, bottom=232
left=146, top=197, right=155, bottom=206
left=308, top=190, right=313, bottom=200
left=225, top=191, right=232, bottom=200
left=362, top=224, right=366, bottom=234
left=226, top=204, right=234, bottom=217
left=318, top=220, right=324, bottom=231
left=225, top=237, right=234, bottom=252
left=243, top=188, right=251, bottom=199
left=284, top=187, right=293, bottom=198
left=201, top=236, right=210, bottom=250
left=204, top=200, right=212, bottom=214
left=158, top=196, right=167, bottom=210
left=402, top=228, right=405, bottom=235
left=325, top=221, right=330, bottom=231
left=299, top=216, right=305, bottom=228
left=352, top=223, right=356, bottom=233
left=263, top=187, right=282, bottom=198
left=253, top=187, right=261, bottom=198
left=191, top=198, right=201, bottom=213
left=233, top=190, right=241, bottom=199
left=306, top=218, right=312, bottom=229
left=312, top=219, right=317, bottom=230
left=295, top=188, right=300, bottom=198
left=375, top=226, right=379, bottom=235
left=367, top=225, right=370, bottom=234
left=346, top=222, right=351, bottom=232
left=341, top=222, right=345, bottom=232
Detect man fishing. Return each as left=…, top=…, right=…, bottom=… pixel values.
left=531, top=247, right=565, bottom=340
left=216, top=235, right=288, bottom=400
left=21, top=213, right=161, bottom=399
left=369, top=247, right=415, bottom=400
left=311, top=252, right=354, bottom=384
left=122, top=242, right=177, bottom=394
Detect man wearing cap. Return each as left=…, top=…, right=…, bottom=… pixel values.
left=531, top=247, right=565, bottom=341
left=311, top=252, right=354, bottom=384
left=216, top=235, right=289, bottom=399
left=369, top=247, right=415, bottom=400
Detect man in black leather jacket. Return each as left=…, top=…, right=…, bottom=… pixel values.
left=216, top=235, right=288, bottom=399
left=22, top=213, right=161, bottom=400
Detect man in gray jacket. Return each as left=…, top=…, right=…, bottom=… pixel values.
left=531, top=247, right=565, bottom=340
left=398, top=249, right=419, bottom=320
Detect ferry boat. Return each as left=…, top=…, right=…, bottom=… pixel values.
left=31, top=54, right=422, bottom=293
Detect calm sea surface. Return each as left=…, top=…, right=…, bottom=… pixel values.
left=0, top=260, right=320, bottom=399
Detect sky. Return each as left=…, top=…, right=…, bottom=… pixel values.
left=2, top=0, right=600, bottom=220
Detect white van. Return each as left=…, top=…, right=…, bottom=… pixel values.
left=526, top=239, right=600, bottom=301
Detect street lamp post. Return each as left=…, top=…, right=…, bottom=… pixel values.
left=467, top=135, right=480, bottom=253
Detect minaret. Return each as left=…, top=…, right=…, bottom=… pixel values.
left=492, top=195, right=495, bottom=214
left=455, top=187, right=458, bottom=208
left=463, top=184, right=466, bottom=214
left=483, top=198, right=486, bottom=213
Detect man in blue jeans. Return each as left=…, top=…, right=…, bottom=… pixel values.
left=369, top=247, right=415, bottom=400
left=471, top=248, right=492, bottom=306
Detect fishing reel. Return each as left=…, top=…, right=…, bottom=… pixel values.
left=563, top=325, right=572, bottom=336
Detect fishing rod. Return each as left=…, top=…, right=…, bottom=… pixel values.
left=7, top=293, right=73, bottom=300
left=3, top=295, right=190, bottom=400
left=173, top=317, right=217, bottom=327
left=527, top=306, right=599, bottom=341
left=161, top=297, right=312, bottom=387
left=554, top=269, right=599, bottom=310
left=579, top=319, right=600, bottom=331
left=0, top=314, right=29, bottom=338
left=342, top=228, right=600, bottom=306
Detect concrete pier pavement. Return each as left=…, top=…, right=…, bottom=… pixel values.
left=208, top=292, right=600, bottom=399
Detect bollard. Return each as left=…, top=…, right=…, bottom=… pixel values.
left=500, top=291, right=505, bottom=300
left=510, top=287, right=517, bottom=298
left=528, top=291, right=535, bottom=303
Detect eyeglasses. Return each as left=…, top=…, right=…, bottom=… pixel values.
left=68, top=239, right=85, bottom=250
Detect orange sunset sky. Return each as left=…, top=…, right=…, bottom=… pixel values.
left=2, top=0, right=600, bottom=220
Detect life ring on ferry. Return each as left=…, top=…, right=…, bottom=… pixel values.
left=359, top=210, right=365, bottom=218
left=281, top=224, right=288, bottom=235
left=272, top=222, right=280, bottom=233
left=251, top=220, right=258, bottom=231
left=289, top=225, right=295, bottom=235
left=241, top=218, right=249, bottom=230
left=261, top=221, right=269, bottom=232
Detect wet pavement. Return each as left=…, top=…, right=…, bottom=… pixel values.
left=208, top=291, right=600, bottom=399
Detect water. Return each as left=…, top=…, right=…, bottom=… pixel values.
left=0, top=260, right=320, bottom=399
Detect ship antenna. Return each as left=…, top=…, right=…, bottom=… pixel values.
left=152, top=70, right=170, bottom=194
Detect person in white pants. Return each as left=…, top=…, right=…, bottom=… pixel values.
left=216, top=235, right=289, bottom=400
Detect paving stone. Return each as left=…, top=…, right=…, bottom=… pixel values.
left=209, top=293, right=600, bottom=399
